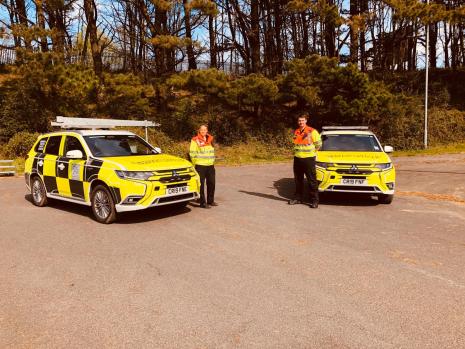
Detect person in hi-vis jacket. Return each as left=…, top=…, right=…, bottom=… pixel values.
left=189, top=125, right=217, bottom=209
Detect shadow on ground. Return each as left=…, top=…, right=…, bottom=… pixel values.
left=24, top=194, right=193, bottom=224
left=240, top=178, right=382, bottom=207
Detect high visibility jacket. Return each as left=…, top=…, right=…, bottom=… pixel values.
left=190, top=134, right=215, bottom=166
left=293, top=126, right=322, bottom=158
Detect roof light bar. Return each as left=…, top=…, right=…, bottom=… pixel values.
left=322, top=126, right=370, bottom=131
left=51, top=116, right=160, bottom=130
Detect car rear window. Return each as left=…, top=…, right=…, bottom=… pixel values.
left=34, top=137, right=48, bottom=153
left=45, top=136, right=62, bottom=155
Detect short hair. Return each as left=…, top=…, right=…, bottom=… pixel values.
left=198, top=124, right=208, bottom=131
left=298, top=114, right=308, bottom=120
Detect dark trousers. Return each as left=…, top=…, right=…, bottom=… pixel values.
left=293, top=156, right=319, bottom=203
left=195, top=165, right=215, bottom=204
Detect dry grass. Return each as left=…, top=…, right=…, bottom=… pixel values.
left=393, top=142, right=465, bottom=157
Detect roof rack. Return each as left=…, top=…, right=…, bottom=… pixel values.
left=51, top=116, right=160, bottom=141
left=322, top=126, right=370, bottom=131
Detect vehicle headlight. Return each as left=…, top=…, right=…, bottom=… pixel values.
left=375, top=163, right=393, bottom=170
left=316, top=162, right=334, bottom=169
left=115, top=170, right=154, bottom=180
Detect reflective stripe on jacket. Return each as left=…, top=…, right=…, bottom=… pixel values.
left=293, top=126, right=322, bottom=158
left=189, top=134, right=215, bottom=166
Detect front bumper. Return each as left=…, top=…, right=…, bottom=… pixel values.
left=316, top=166, right=395, bottom=195
left=115, top=191, right=199, bottom=212
left=112, top=171, right=201, bottom=213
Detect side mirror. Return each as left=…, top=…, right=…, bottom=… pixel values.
left=384, top=145, right=394, bottom=153
left=154, top=147, right=162, bottom=154
left=66, top=150, right=84, bottom=159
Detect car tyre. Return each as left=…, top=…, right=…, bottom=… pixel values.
left=31, top=176, right=48, bottom=207
left=379, top=194, right=394, bottom=204
left=91, top=185, right=117, bottom=224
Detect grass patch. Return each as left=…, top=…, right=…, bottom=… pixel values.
left=13, top=157, right=25, bottom=174
left=216, top=141, right=292, bottom=165
left=393, top=142, right=465, bottom=157
left=6, top=141, right=464, bottom=177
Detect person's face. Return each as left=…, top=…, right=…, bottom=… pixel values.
left=199, top=126, right=208, bottom=137
left=298, top=117, right=307, bottom=129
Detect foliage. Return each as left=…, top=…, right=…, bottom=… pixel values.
left=224, top=74, right=279, bottom=111
left=0, top=52, right=156, bottom=142
left=1, top=53, right=465, bottom=151
left=4, top=131, right=39, bottom=158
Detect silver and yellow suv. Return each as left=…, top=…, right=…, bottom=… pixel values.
left=25, top=130, right=200, bottom=223
left=316, top=126, right=396, bottom=204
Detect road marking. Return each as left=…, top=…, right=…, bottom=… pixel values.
left=397, top=191, right=465, bottom=204
left=405, top=265, right=465, bottom=289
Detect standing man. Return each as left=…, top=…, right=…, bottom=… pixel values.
left=190, top=125, right=217, bottom=209
left=289, top=114, right=322, bottom=208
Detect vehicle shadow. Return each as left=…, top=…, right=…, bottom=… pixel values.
left=117, top=205, right=192, bottom=224
left=239, top=178, right=381, bottom=207
left=25, top=194, right=193, bottom=223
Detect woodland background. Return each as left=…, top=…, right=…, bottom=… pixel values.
left=1, top=0, right=465, bottom=157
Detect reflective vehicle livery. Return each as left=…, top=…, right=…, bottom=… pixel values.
left=24, top=130, right=200, bottom=223
left=316, top=127, right=395, bottom=204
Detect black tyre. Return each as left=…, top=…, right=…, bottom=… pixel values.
left=379, top=194, right=394, bottom=204
left=91, top=185, right=117, bottom=224
left=31, top=176, right=48, bottom=207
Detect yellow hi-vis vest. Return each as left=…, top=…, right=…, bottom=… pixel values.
left=293, top=126, right=322, bottom=158
left=189, top=135, right=215, bottom=166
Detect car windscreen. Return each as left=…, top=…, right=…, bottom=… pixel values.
left=84, top=135, right=157, bottom=157
left=321, top=134, right=382, bottom=152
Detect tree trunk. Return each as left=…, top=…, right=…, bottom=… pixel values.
left=349, top=0, right=359, bottom=64
left=183, top=0, right=197, bottom=70
left=429, top=22, right=437, bottom=69
left=35, top=0, right=48, bottom=52
left=83, top=0, right=103, bottom=77
left=208, top=14, right=217, bottom=68
left=15, top=0, right=31, bottom=49
left=250, top=0, right=260, bottom=73
left=324, top=0, right=336, bottom=57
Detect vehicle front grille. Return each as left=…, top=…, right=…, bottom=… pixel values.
left=167, top=183, right=189, bottom=188
left=158, top=193, right=195, bottom=204
left=154, top=168, right=189, bottom=175
left=335, top=169, right=373, bottom=175
left=341, top=175, right=367, bottom=179
left=331, top=185, right=378, bottom=192
left=159, top=174, right=192, bottom=183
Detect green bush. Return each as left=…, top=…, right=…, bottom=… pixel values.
left=1, top=52, right=464, bottom=152
left=4, top=131, right=39, bottom=158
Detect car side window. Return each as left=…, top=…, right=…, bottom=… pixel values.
left=35, top=137, right=49, bottom=153
left=45, top=136, right=62, bottom=156
left=64, top=136, right=87, bottom=158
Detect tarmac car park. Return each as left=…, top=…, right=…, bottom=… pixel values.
left=24, top=130, right=200, bottom=223
left=316, top=126, right=396, bottom=204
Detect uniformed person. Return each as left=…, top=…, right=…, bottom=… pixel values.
left=189, top=125, right=217, bottom=208
left=289, top=114, right=322, bottom=208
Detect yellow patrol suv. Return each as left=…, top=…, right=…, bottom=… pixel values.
left=24, top=130, right=200, bottom=223
left=316, top=126, right=395, bottom=204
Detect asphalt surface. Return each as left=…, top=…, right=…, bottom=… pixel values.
left=1, top=154, right=465, bottom=348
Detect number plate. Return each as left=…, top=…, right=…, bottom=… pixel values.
left=166, top=186, right=189, bottom=195
left=341, top=178, right=367, bottom=185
